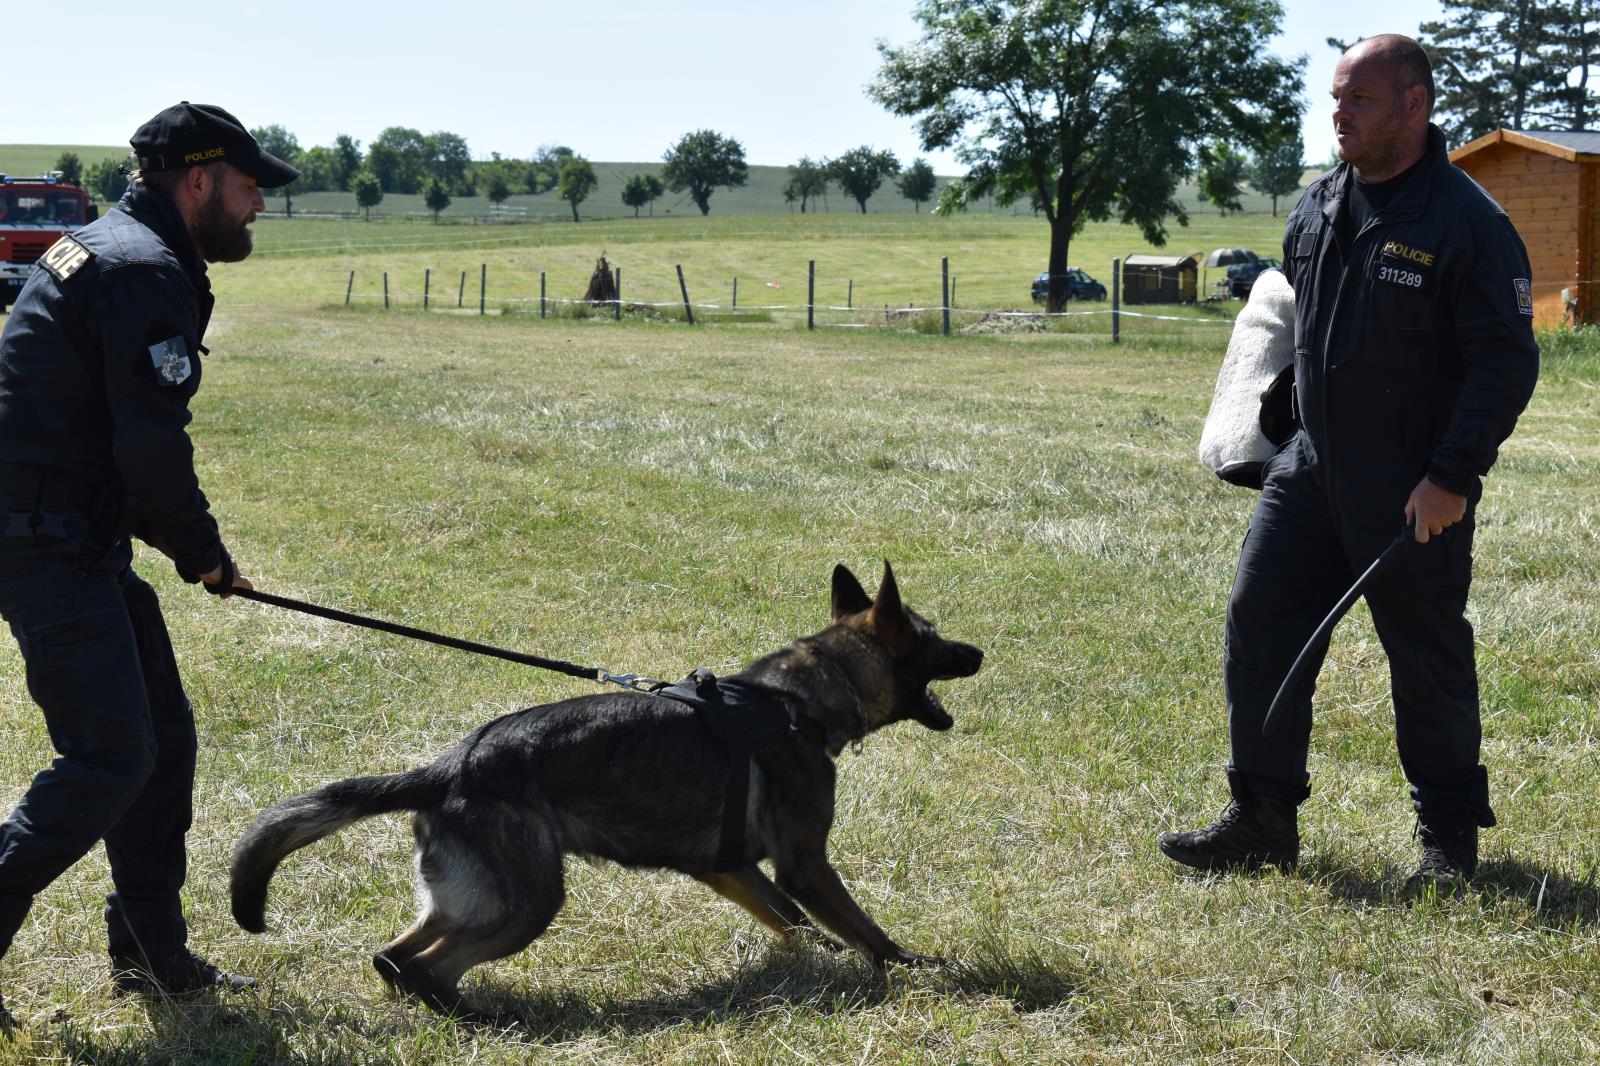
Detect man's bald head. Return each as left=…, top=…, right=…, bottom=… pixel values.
left=1345, top=34, right=1435, bottom=118
left=1332, top=33, right=1433, bottom=180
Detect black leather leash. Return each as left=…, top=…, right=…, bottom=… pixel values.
left=1260, top=523, right=1415, bottom=737
left=232, top=587, right=658, bottom=690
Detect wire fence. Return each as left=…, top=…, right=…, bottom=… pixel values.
left=335, top=258, right=1247, bottom=346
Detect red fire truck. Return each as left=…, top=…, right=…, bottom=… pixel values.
left=1, top=174, right=97, bottom=313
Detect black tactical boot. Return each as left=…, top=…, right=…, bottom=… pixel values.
left=1405, top=822, right=1477, bottom=897
left=1158, top=769, right=1303, bottom=872
left=110, top=948, right=258, bottom=997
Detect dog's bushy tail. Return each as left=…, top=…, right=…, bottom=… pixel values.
left=230, top=768, right=446, bottom=933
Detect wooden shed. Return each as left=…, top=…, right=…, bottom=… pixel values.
left=1121, top=253, right=1200, bottom=304
left=1449, top=128, right=1600, bottom=326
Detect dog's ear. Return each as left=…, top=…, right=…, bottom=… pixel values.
left=869, top=560, right=911, bottom=654
left=831, top=563, right=872, bottom=621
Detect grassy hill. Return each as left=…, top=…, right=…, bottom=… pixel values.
left=0, top=144, right=128, bottom=178
left=4, top=145, right=1304, bottom=220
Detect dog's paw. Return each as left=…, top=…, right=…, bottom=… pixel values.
left=879, top=949, right=946, bottom=969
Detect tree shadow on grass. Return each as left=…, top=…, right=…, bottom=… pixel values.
left=1299, top=850, right=1600, bottom=928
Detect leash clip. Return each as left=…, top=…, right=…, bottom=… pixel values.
left=597, top=669, right=668, bottom=692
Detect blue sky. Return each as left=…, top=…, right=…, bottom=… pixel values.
left=24, top=0, right=1443, bottom=169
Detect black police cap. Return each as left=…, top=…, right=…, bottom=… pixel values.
left=130, top=102, right=300, bottom=188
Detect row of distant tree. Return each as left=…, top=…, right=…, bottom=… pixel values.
left=46, top=128, right=943, bottom=223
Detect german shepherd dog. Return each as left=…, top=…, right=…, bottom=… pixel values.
left=230, top=563, right=983, bottom=1016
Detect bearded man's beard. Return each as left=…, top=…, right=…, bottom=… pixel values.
left=193, top=189, right=254, bottom=263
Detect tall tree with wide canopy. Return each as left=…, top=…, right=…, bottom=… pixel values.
left=661, top=130, right=748, bottom=215
left=872, top=0, right=1302, bottom=311
left=1417, top=0, right=1600, bottom=142
left=829, top=147, right=901, bottom=212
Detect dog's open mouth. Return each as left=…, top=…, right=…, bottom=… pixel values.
left=918, top=686, right=955, bottom=730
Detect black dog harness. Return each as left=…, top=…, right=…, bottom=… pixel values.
left=653, top=668, right=827, bottom=870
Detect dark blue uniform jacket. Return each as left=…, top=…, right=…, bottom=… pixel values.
left=0, top=181, right=222, bottom=576
left=1282, top=124, right=1540, bottom=507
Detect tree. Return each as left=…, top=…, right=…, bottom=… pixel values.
left=351, top=169, right=384, bottom=220
left=85, top=158, right=129, bottom=204
left=423, top=177, right=451, bottom=223
left=484, top=171, right=511, bottom=206
left=621, top=173, right=664, bottom=217
left=1545, top=2, right=1600, bottom=129
left=296, top=145, right=338, bottom=192
left=529, top=145, right=575, bottom=193
left=558, top=156, right=597, bottom=222
left=1195, top=142, right=1248, bottom=216
left=250, top=124, right=302, bottom=214
left=424, top=131, right=473, bottom=194
left=897, top=157, right=938, bottom=211
left=332, top=135, right=363, bottom=191
left=829, top=147, right=900, bottom=213
left=784, top=157, right=830, bottom=213
left=1418, top=2, right=1598, bottom=142
left=1249, top=134, right=1305, bottom=217
left=872, top=0, right=1302, bottom=312
left=661, top=130, right=748, bottom=215
left=54, top=152, right=83, bottom=186
left=367, top=127, right=428, bottom=193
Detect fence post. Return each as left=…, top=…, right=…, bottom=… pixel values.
left=457, top=270, right=465, bottom=308
left=807, top=259, right=815, bottom=330
left=383, top=272, right=389, bottom=310
left=1111, top=258, right=1121, bottom=345
left=614, top=268, right=622, bottom=320
left=941, top=256, right=950, bottom=336
left=424, top=268, right=430, bottom=311
left=732, top=276, right=738, bottom=310
left=676, top=264, right=695, bottom=325
left=540, top=272, right=547, bottom=319
left=479, top=263, right=486, bottom=316
left=847, top=278, right=853, bottom=309
left=344, top=270, right=354, bottom=306
left=950, top=276, right=957, bottom=309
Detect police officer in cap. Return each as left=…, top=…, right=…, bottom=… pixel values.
left=0, top=103, right=297, bottom=1025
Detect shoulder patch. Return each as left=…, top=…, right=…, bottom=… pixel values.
left=148, top=336, right=193, bottom=386
left=1513, top=278, right=1533, bottom=316
left=37, top=236, right=94, bottom=282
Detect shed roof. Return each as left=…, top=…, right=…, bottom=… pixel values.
left=1450, top=128, right=1600, bottom=164
left=1124, top=254, right=1198, bottom=268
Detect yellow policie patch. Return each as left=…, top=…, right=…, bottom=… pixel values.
left=38, top=237, right=94, bottom=282
left=1381, top=240, right=1436, bottom=267
left=183, top=147, right=226, bottom=164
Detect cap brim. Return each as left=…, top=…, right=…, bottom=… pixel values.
left=242, top=149, right=300, bottom=189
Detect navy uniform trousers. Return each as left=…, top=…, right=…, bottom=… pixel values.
left=0, top=530, right=195, bottom=962
left=1224, top=436, right=1494, bottom=829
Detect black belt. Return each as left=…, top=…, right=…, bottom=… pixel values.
left=0, top=465, right=108, bottom=518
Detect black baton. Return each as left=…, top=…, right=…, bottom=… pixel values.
left=1260, top=524, right=1415, bottom=737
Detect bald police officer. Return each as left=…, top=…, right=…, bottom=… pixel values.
left=0, top=103, right=297, bottom=1023
left=1158, top=37, right=1540, bottom=890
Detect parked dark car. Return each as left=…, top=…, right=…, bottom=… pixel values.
left=1226, top=257, right=1281, bottom=299
left=1031, top=268, right=1107, bottom=303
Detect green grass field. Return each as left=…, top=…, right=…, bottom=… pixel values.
left=0, top=203, right=1594, bottom=1064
